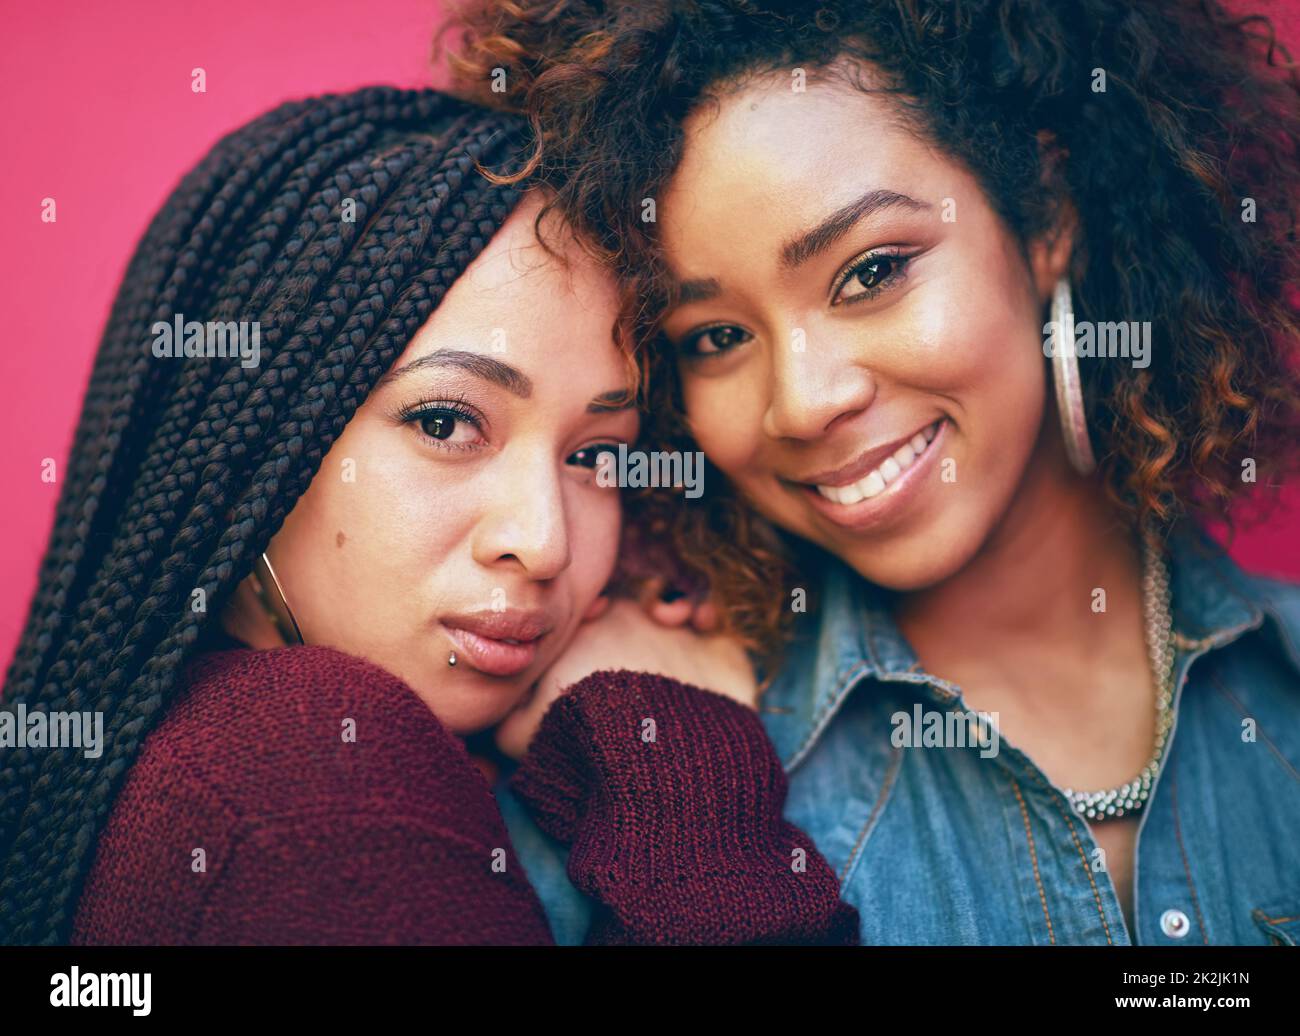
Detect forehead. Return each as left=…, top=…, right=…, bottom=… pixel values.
left=397, top=194, right=622, bottom=374
left=662, top=73, right=941, bottom=250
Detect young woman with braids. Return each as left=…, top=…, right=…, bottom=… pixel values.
left=447, top=0, right=1300, bottom=944
left=0, top=86, right=859, bottom=945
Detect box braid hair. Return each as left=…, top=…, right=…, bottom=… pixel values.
left=0, top=86, right=531, bottom=944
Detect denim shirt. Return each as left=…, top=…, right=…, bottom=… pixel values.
left=496, top=524, right=1300, bottom=945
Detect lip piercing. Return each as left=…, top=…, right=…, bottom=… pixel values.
left=448, top=651, right=458, bottom=667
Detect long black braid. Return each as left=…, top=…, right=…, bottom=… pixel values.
left=0, top=86, right=530, bottom=944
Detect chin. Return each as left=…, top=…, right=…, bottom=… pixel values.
left=834, top=513, right=990, bottom=592
left=407, top=673, right=530, bottom=737
left=431, top=690, right=524, bottom=738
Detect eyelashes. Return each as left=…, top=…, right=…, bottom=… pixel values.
left=397, top=394, right=485, bottom=452
left=673, top=323, right=754, bottom=360
left=395, top=395, right=628, bottom=471
left=830, top=247, right=912, bottom=307
left=674, top=247, right=916, bottom=360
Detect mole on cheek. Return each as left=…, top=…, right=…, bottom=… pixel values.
left=336, top=531, right=346, bottom=548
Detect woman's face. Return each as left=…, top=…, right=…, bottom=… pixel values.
left=658, top=68, right=1071, bottom=590
left=250, top=194, right=638, bottom=734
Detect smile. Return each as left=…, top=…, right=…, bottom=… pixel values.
left=794, top=418, right=948, bottom=529
left=812, top=420, right=942, bottom=504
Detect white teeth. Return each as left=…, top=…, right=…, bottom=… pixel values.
left=837, top=481, right=865, bottom=505
left=860, top=471, right=886, bottom=498
left=814, top=420, right=941, bottom=504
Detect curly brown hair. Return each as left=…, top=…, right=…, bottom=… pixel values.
left=441, top=0, right=1300, bottom=657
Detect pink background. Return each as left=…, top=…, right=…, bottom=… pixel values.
left=2, top=1, right=1298, bottom=669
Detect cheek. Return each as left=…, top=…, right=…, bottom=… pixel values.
left=273, top=425, right=472, bottom=634
left=909, top=295, right=1042, bottom=398
left=570, top=487, right=623, bottom=593
left=680, top=369, right=765, bottom=476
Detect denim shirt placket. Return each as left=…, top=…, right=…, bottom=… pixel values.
left=1125, top=615, right=1262, bottom=945
left=759, top=527, right=1280, bottom=946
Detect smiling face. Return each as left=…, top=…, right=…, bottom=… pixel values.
left=231, top=193, right=638, bottom=734
left=657, top=66, right=1072, bottom=590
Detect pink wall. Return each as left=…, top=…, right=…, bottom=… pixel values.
left=2, top=1, right=1298, bottom=669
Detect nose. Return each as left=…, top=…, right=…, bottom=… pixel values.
left=471, top=448, right=572, bottom=581
left=760, top=325, right=877, bottom=441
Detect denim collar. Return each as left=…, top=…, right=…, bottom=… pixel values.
left=760, top=521, right=1297, bottom=771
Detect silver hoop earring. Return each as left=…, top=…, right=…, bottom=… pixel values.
left=252, top=551, right=304, bottom=645
left=1050, top=276, right=1097, bottom=476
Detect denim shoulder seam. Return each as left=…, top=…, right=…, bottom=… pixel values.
left=1208, top=671, right=1300, bottom=785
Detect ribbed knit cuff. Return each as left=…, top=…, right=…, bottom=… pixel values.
left=510, top=670, right=860, bottom=945
left=513, top=670, right=784, bottom=847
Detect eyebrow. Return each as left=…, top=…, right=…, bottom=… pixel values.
left=586, top=389, right=638, bottom=414
left=381, top=349, right=635, bottom=413
left=676, top=278, right=722, bottom=304
left=780, top=189, right=930, bottom=270
left=671, top=189, right=931, bottom=306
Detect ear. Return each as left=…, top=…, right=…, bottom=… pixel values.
left=1027, top=130, right=1079, bottom=302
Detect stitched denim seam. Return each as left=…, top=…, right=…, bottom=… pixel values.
left=838, top=744, right=903, bottom=888
left=1022, top=765, right=1116, bottom=944
left=1168, top=766, right=1210, bottom=945
left=785, top=661, right=874, bottom=771
left=1010, top=777, right=1055, bottom=946
left=1209, top=672, right=1300, bottom=784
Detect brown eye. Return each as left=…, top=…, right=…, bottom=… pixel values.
left=402, top=402, right=485, bottom=450
left=683, top=324, right=753, bottom=357
left=855, top=256, right=893, bottom=290
left=420, top=413, right=457, bottom=440
left=568, top=443, right=621, bottom=469
left=834, top=251, right=910, bottom=305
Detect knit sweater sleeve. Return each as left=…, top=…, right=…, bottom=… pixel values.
left=71, top=645, right=553, bottom=946
left=509, top=670, right=861, bottom=945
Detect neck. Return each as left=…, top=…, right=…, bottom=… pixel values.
left=895, top=419, right=1142, bottom=665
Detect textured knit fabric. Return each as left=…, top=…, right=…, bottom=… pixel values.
left=70, top=645, right=859, bottom=945
left=511, top=670, right=860, bottom=945
left=0, top=88, right=533, bottom=945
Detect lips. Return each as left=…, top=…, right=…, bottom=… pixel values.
left=811, top=420, right=942, bottom=504
left=440, top=608, right=554, bottom=678
left=795, top=419, right=943, bottom=492
left=794, top=417, right=949, bottom=529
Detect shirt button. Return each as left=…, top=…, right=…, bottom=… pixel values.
left=1160, top=909, right=1191, bottom=938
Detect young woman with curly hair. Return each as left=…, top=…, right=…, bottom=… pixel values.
left=446, top=0, right=1300, bottom=944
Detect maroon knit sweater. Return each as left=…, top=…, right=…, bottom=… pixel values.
left=70, top=644, right=858, bottom=945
